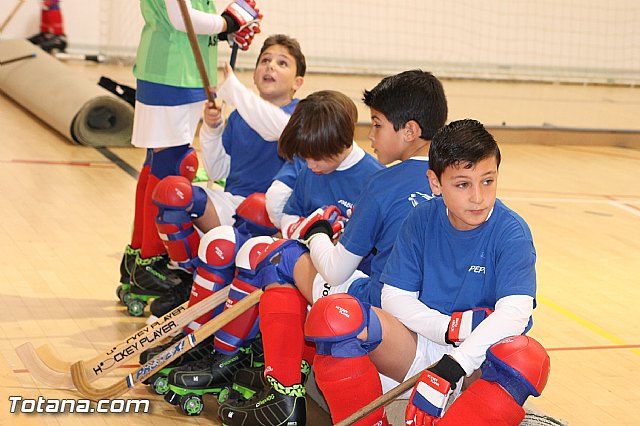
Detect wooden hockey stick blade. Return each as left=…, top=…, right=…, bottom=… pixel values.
left=17, top=287, right=230, bottom=389
left=333, top=371, right=421, bottom=426
left=15, top=342, right=75, bottom=389
left=72, top=289, right=264, bottom=400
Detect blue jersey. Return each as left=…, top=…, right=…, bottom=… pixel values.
left=273, top=156, right=307, bottom=189
left=284, top=152, right=384, bottom=218
left=223, top=99, right=299, bottom=197
left=340, top=158, right=434, bottom=307
left=381, top=197, right=536, bottom=319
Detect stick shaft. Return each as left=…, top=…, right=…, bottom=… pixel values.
left=334, top=371, right=421, bottom=426
left=230, top=43, right=239, bottom=70
left=176, top=0, right=216, bottom=106
left=17, top=287, right=229, bottom=388
left=72, top=289, right=263, bottom=400
left=0, top=53, right=36, bottom=66
left=0, top=0, right=25, bottom=33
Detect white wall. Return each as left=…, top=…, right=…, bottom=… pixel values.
left=2, top=0, right=639, bottom=84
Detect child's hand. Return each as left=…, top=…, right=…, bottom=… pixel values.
left=203, top=99, right=223, bottom=129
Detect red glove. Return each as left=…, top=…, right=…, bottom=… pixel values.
left=228, top=21, right=261, bottom=51
left=405, top=355, right=466, bottom=425
left=446, top=308, right=493, bottom=345
left=222, top=0, right=262, bottom=33
left=287, top=206, right=346, bottom=243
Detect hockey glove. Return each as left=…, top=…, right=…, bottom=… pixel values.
left=287, top=206, right=346, bottom=244
left=405, top=355, right=465, bottom=424
left=222, top=0, right=261, bottom=34
left=445, top=308, right=493, bottom=346
left=228, top=22, right=260, bottom=51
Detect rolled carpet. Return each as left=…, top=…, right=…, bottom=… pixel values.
left=0, top=39, right=133, bottom=148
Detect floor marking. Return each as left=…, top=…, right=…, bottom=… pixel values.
left=537, top=295, right=640, bottom=357
left=94, top=147, right=139, bottom=179
left=3, top=159, right=114, bottom=168
left=547, top=344, right=640, bottom=352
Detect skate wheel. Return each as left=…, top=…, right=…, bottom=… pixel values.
left=127, top=299, right=146, bottom=317
left=180, top=394, right=203, bottom=416
left=152, top=375, right=169, bottom=395
left=116, top=285, right=132, bottom=304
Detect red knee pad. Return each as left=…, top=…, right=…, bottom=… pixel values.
left=153, top=176, right=200, bottom=271
left=176, top=148, right=199, bottom=182
left=314, top=354, right=387, bottom=426
left=482, top=335, right=550, bottom=405
left=305, top=293, right=382, bottom=358
left=233, top=193, right=278, bottom=237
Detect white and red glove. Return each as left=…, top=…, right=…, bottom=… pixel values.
left=228, top=21, right=261, bottom=51
left=405, top=355, right=465, bottom=425
left=222, top=0, right=261, bottom=33
left=445, top=308, right=493, bottom=345
left=286, top=206, right=347, bottom=244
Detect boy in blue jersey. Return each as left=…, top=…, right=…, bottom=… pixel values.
left=217, top=72, right=447, bottom=425
left=119, top=0, right=262, bottom=311
left=147, top=34, right=306, bottom=319
left=304, top=119, right=548, bottom=426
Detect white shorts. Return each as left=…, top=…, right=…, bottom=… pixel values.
left=379, top=334, right=460, bottom=398
left=310, top=270, right=369, bottom=303
left=201, top=186, right=245, bottom=226
left=132, top=100, right=203, bottom=148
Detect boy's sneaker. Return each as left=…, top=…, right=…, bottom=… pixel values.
left=149, top=270, right=193, bottom=317
left=116, top=245, right=140, bottom=304
left=221, top=359, right=311, bottom=402
left=38, top=33, right=67, bottom=53
left=218, top=375, right=306, bottom=426
left=131, top=254, right=182, bottom=294
left=28, top=32, right=50, bottom=45
left=138, top=334, right=214, bottom=395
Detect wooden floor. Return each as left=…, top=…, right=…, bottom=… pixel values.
left=1, top=60, right=639, bottom=425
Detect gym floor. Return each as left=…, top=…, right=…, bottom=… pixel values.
left=0, top=59, right=639, bottom=425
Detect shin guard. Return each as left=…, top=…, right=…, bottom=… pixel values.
left=314, top=354, right=387, bottom=426
left=153, top=176, right=206, bottom=271
left=184, top=226, right=247, bottom=334
left=213, top=236, right=275, bottom=354
left=259, top=287, right=309, bottom=387
left=141, top=145, right=197, bottom=259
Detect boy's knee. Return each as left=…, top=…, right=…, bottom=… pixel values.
left=305, top=293, right=382, bottom=358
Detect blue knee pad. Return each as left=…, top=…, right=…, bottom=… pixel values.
left=150, top=145, right=197, bottom=180
left=254, top=239, right=309, bottom=288
left=305, top=293, right=382, bottom=358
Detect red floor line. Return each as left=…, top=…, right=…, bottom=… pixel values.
left=3, top=159, right=114, bottom=168
left=12, top=345, right=640, bottom=375
left=547, top=343, right=640, bottom=352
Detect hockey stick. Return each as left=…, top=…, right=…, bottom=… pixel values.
left=72, top=288, right=264, bottom=400
left=16, top=286, right=230, bottom=389
left=333, top=371, right=421, bottom=426
left=176, top=0, right=216, bottom=106
left=0, top=0, right=25, bottom=33
left=0, top=53, right=36, bottom=66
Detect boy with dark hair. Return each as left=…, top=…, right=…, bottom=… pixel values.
left=218, top=70, right=448, bottom=425
left=304, top=119, right=548, bottom=425
left=164, top=89, right=382, bottom=421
